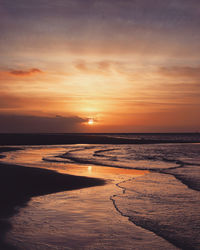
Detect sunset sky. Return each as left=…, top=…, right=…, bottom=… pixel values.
left=0, top=0, right=200, bottom=132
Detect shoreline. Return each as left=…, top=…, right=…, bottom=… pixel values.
left=0, top=161, right=105, bottom=249
left=0, top=144, right=199, bottom=249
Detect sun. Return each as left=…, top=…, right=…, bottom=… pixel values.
left=88, top=118, right=94, bottom=125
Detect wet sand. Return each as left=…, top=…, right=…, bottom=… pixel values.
left=0, top=158, right=104, bottom=249
left=6, top=178, right=177, bottom=250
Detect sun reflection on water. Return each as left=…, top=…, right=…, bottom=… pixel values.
left=88, top=166, right=92, bottom=172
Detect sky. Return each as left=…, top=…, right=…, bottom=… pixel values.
left=0, top=0, right=200, bottom=133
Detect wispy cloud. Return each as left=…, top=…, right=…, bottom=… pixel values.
left=158, top=66, right=200, bottom=79
left=9, top=68, right=43, bottom=77
left=74, top=60, right=118, bottom=75
left=0, top=92, right=77, bottom=114
left=0, top=68, right=43, bottom=78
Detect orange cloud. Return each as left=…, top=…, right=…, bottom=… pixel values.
left=0, top=68, right=43, bottom=78
left=74, top=60, right=114, bottom=75
left=158, top=66, right=200, bottom=79
left=0, top=92, right=77, bottom=115
left=75, top=61, right=88, bottom=72
left=9, top=68, right=43, bottom=76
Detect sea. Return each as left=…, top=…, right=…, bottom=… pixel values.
left=0, top=133, right=200, bottom=249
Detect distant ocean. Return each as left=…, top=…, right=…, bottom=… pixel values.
left=102, top=132, right=200, bottom=141
left=1, top=133, right=200, bottom=249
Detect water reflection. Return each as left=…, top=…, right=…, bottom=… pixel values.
left=88, top=165, right=92, bottom=173
left=0, top=146, right=148, bottom=181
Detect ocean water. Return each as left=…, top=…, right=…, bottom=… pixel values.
left=44, top=142, right=200, bottom=249
left=102, top=132, right=200, bottom=142
left=1, top=134, right=200, bottom=249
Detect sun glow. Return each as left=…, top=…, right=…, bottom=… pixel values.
left=88, top=118, right=94, bottom=125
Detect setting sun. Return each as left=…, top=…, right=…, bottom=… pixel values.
left=88, top=118, right=94, bottom=125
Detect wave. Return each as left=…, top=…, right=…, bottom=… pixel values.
left=45, top=148, right=175, bottom=171
left=42, top=144, right=200, bottom=192
left=111, top=172, right=200, bottom=250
